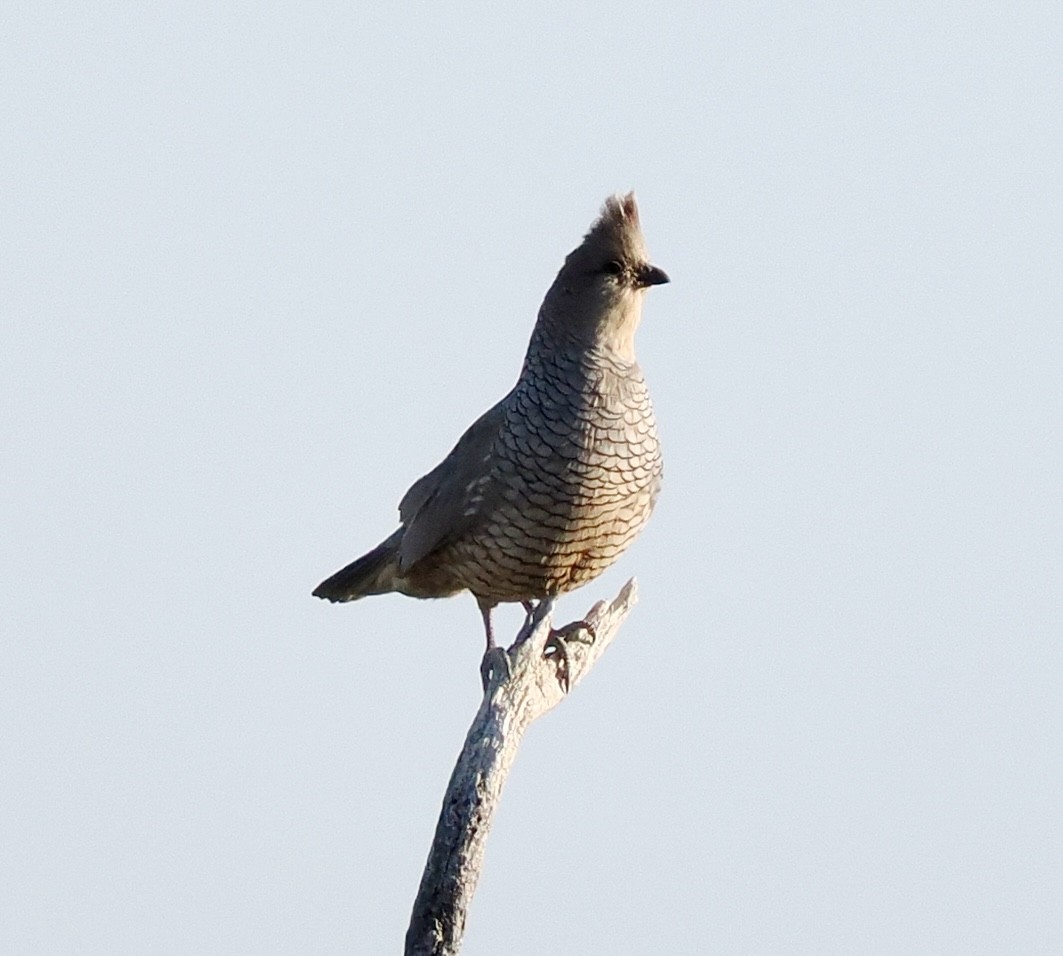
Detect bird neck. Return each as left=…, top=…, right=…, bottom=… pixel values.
left=531, top=305, right=640, bottom=368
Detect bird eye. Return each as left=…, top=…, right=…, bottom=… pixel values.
left=603, top=260, right=624, bottom=276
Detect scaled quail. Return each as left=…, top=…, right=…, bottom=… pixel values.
left=313, top=193, right=667, bottom=649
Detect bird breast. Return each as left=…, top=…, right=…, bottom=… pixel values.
left=444, top=344, right=662, bottom=601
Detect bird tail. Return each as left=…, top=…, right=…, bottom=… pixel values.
left=312, top=532, right=401, bottom=603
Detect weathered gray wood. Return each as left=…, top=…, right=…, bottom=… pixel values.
left=404, top=578, right=639, bottom=956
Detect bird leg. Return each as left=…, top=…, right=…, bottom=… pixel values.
left=479, top=603, right=497, bottom=651
left=514, top=598, right=550, bottom=647
left=520, top=600, right=538, bottom=634
left=478, top=601, right=511, bottom=691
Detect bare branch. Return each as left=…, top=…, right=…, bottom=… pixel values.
left=404, top=578, right=639, bottom=956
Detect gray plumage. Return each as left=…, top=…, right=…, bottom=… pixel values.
left=313, top=193, right=668, bottom=647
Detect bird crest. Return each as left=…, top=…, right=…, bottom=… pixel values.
left=585, top=192, right=641, bottom=241
left=568, top=191, right=649, bottom=273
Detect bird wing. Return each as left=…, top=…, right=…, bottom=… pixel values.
left=396, top=396, right=508, bottom=571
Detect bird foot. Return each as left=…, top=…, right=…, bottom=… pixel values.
left=543, top=619, right=597, bottom=693
left=480, top=645, right=512, bottom=692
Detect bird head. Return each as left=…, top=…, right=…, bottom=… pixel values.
left=540, top=193, right=669, bottom=361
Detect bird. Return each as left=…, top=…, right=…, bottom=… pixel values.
left=313, top=192, right=668, bottom=652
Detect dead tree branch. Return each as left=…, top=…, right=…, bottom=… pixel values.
left=404, top=578, right=639, bottom=956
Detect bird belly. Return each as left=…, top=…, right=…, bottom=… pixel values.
left=440, top=464, right=660, bottom=604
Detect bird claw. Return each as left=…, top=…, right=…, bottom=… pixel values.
left=480, top=645, right=511, bottom=692
left=553, top=619, right=598, bottom=645
left=544, top=620, right=597, bottom=693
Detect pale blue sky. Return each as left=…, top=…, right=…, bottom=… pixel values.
left=3, top=2, right=1061, bottom=953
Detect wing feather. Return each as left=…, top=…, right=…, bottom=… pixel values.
left=396, top=396, right=508, bottom=571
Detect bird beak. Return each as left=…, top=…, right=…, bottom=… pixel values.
left=638, top=264, right=670, bottom=287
